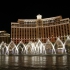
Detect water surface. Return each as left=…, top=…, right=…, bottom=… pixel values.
left=0, top=55, right=70, bottom=70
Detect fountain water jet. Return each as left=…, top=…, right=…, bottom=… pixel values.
left=35, top=39, right=45, bottom=54
left=0, top=36, right=69, bottom=55
left=64, top=36, right=70, bottom=54
left=17, top=41, right=26, bottom=55
left=0, top=41, right=7, bottom=55
left=45, top=39, right=56, bottom=54
left=54, top=37, right=65, bottom=54
left=8, top=41, right=17, bottom=55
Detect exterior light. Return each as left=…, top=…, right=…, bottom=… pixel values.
left=37, top=14, right=42, bottom=19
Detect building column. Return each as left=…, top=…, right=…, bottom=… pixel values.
left=16, top=28, right=17, bottom=44
left=58, top=25, right=59, bottom=37
left=34, top=28, right=35, bottom=42
left=69, top=24, right=70, bottom=35
left=19, top=27, right=20, bottom=42
left=29, top=27, right=30, bottom=42
left=21, top=28, right=22, bottom=41
left=48, top=27, right=49, bottom=38
left=24, top=28, right=25, bottom=43
left=42, top=26, right=44, bottom=42
left=66, top=24, right=68, bottom=35
left=11, top=27, right=12, bottom=41
left=44, top=27, right=46, bottom=41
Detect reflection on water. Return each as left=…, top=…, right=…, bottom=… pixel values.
left=0, top=55, right=70, bottom=70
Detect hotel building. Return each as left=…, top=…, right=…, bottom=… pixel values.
left=0, top=31, right=10, bottom=44
left=11, top=14, right=70, bottom=44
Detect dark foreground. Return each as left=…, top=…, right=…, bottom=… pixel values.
left=0, top=55, right=70, bottom=70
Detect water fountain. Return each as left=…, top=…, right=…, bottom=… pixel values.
left=45, top=39, right=56, bottom=54
left=17, top=41, right=26, bottom=55
left=64, top=36, right=70, bottom=54
left=7, top=41, right=17, bottom=55
left=0, top=41, right=7, bottom=55
left=54, top=37, right=65, bottom=54
left=35, top=39, right=45, bottom=55
left=0, top=36, right=69, bottom=55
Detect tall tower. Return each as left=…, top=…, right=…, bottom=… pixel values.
left=36, top=14, right=43, bottom=26
left=36, top=14, right=44, bottom=41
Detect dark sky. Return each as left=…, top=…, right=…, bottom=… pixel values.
left=0, top=1, right=70, bottom=34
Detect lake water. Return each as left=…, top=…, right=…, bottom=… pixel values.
left=0, top=55, right=70, bottom=70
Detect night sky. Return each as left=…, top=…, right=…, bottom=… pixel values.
left=0, top=1, right=70, bottom=34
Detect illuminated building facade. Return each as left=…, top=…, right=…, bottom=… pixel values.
left=11, top=14, right=70, bottom=44
left=0, top=31, right=10, bottom=43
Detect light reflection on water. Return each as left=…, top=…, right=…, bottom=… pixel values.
left=0, top=55, right=70, bottom=70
